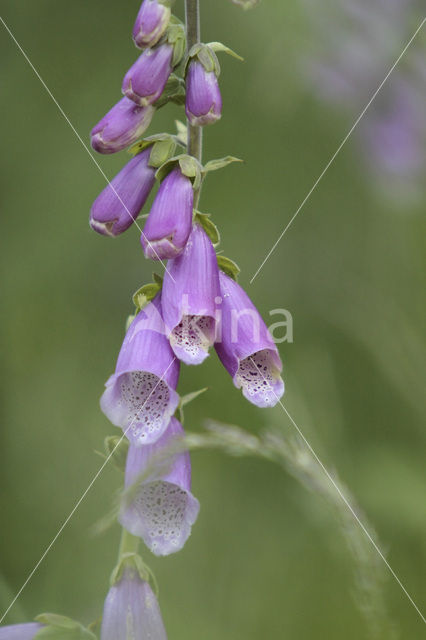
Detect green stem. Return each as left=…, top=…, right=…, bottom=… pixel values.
left=117, top=527, right=140, bottom=560
left=185, top=0, right=203, bottom=206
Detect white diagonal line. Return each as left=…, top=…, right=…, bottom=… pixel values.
left=0, top=16, right=175, bottom=281
left=249, top=357, right=426, bottom=626
left=0, top=358, right=177, bottom=624
left=250, top=17, right=426, bottom=284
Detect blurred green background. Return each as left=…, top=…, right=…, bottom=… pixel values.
left=1, top=1, right=425, bottom=638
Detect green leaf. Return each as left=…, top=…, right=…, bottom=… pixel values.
left=156, top=154, right=202, bottom=190
left=207, top=42, right=244, bottom=61
left=127, top=132, right=173, bottom=157
left=34, top=614, right=96, bottom=640
left=203, top=156, right=243, bottom=174
left=133, top=282, right=161, bottom=312
left=187, top=43, right=220, bottom=76
left=217, top=255, right=241, bottom=280
left=153, top=73, right=185, bottom=108
left=194, top=212, right=220, bottom=245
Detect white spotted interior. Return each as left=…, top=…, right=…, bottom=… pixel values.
left=134, top=481, right=188, bottom=551
left=235, top=349, right=280, bottom=405
left=119, top=372, right=170, bottom=442
left=170, top=315, right=214, bottom=360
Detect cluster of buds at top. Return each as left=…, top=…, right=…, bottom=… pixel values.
left=86, top=0, right=283, bottom=636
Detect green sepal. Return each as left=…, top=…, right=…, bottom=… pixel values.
left=165, top=20, right=186, bottom=67
left=217, top=255, right=241, bottom=280
left=34, top=614, right=96, bottom=640
left=194, top=211, right=220, bottom=245
left=128, top=133, right=177, bottom=168
left=156, top=154, right=202, bottom=191
left=133, top=282, right=161, bottom=312
left=203, top=156, right=243, bottom=174
left=104, top=435, right=129, bottom=472
left=207, top=42, right=244, bottom=62
left=154, top=73, right=186, bottom=108
left=153, top=272, right=164, bottom=287
left=125, top=314, right=136, bottom=331
left=110, top=552, right=150, bottom=587
left=186, top=43, right=220, bottom=76
left=230, top=0, right=260, bottom=9
left=177, top=387, right=208, bottom=423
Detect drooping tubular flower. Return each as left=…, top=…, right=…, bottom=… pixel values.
left=133, top=0, right=173, bottom=49
left=141, top=167, right=194, bottom=260
left=90, top=148, right=156, bottom=237
left=162, top=224, right=220, bottom=364
left=185, top=59, right=222, bottom=127
left=100, top=294, right=179, bottom=447
left=101, top=566, right=167, bottom=640
left=91, top=97, right=155, bottom=154
left=0, top=624, right=43, bottom=640
left=215, top=271, right=284, bottom=407
left=120, top=417, right=200, bottom=556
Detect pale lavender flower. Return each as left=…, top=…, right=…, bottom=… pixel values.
left=0, top=624, right=42, bottom=640
left=101, top=568, right=167, bottom=640
left=90, top=148, right=156, bottom=236
left=141, top=167, right=194, bottom=260
left=122, top=44, right=174, bottom=107
left=120, top=417, right=200, bottom=556
left=162, top=224, right=220, bottom=364
left=185, top=60, right=222, bottom=126
left=215, top=272, right=284, bottom=407
left=100, top=295, right=180, bottom=446
left=133, top=0, right=172, bottom=49
left=91, top=97, right=155, bottom=154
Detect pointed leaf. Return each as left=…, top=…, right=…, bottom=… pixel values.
left=207, top=42, right=244, bottom=61
left=203, top=156, right=243, bottom=174
left=104, top=435, right=129, bottom=472
left=152, top=272, right=164, bottom=286
left=217, top=255, right=240, bottom=280
left=133, top=282, right=161, bottom=311
left=148, top=138, right=176, bottom=168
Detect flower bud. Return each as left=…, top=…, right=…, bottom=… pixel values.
left=101, top=567, right=167, bottom=640
left=133, top=0, right=172, bottom=49
left=141, top=167, right=193, bottom=260
left=100, top=295, right=180, bottom=447
left=185, top=60, right=222, bottom=126
left=122, top=44, right=173, bottom=107
left=91, top=97, right=155, bottom=154
left=120, top=417, right=199, bottom=556
left=90, top=148, right=156, bottom=237
left=215, top=272, right=284, bottom=407
left=162, top=224, right=220, bottom=364
left=0, top=624, right=42, bottom=640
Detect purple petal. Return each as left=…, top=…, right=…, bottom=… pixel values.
left=91, top=97, right=155, bottom=154
left=90, top=148, right=156, bottom=236
left=141, top=168, right=194, bottom=260
left=133, top=0, right=171, bottom=48
left=185, top=61, right=222, bottom=126
left=100, top=295, right=180, bottom=446
left=122, top=45, right=173, bottom=107
left=162, top=224, right=220, bottom=364
left=215, top=272, right=284, bottom=407
left=0, top=624, right=42, bottom=640
left=120, top=417, right=200, bottom=556
left=101, top=568, right=167, bottom=640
